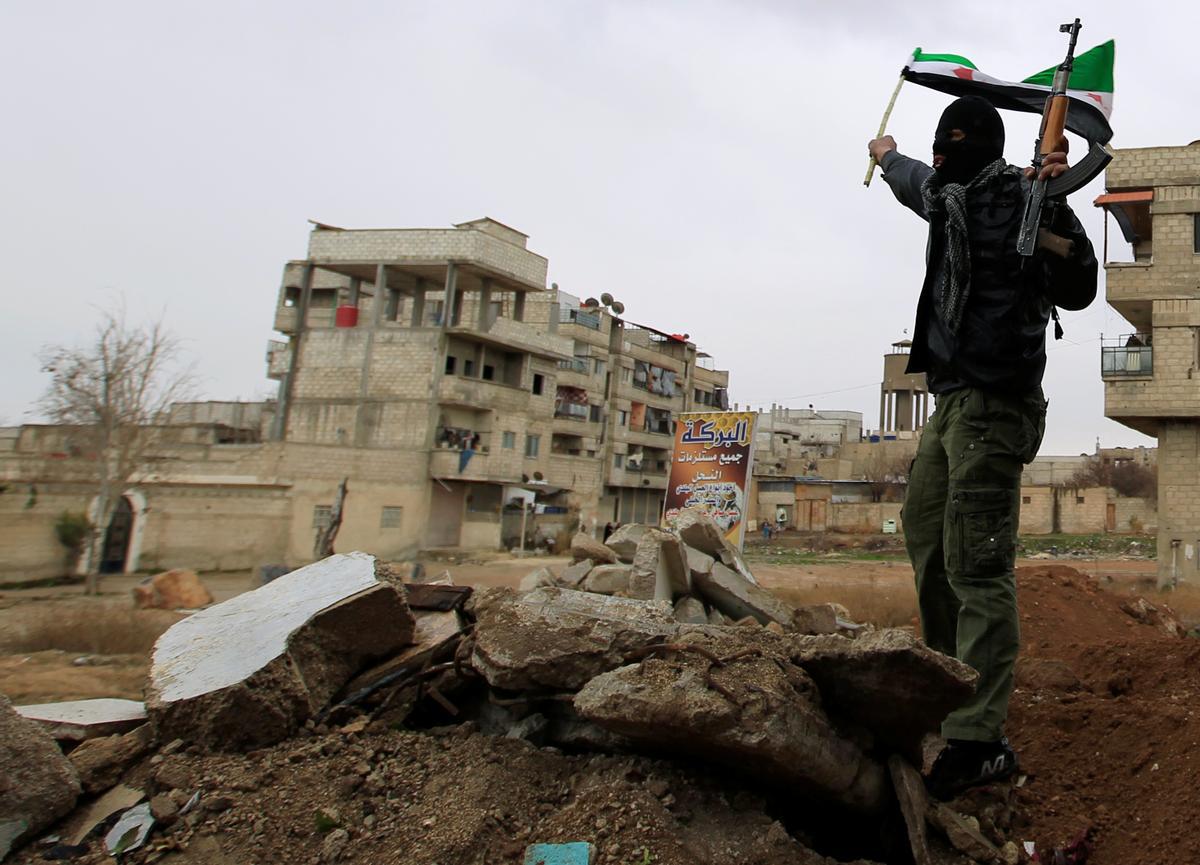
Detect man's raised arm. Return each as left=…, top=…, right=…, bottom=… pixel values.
left=869, top=136, right=932, bottom=221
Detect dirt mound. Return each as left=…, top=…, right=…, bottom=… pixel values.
left=1009, top=565, right=1200, bottom=864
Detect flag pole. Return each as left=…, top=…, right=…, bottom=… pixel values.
left=864, top=51, right=916, bottom=187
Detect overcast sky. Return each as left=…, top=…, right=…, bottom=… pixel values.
left=3, top=1, right=1194, bottom=454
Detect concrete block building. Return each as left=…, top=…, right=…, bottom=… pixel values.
left=1096, top=141, right=1200, bottom=584
left=0, top=218, right=730, bottom=578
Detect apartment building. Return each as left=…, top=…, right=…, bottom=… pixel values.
left=1096, top=141, right=1200, bottom=585
left=0, top=218, right=731, bottom=577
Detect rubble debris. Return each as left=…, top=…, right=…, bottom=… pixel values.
left=104, top=802, right=154, bottom=856
left=581, top=564, right=632, bottom=595
left=146, top=552, right=415, bottom=750
left=14, top=698, right=147, bottom=742
left=672, top=508, right=757, bottom=584
left=471, top=587, right=676, bottom=691
left=630, top=530, right=690, bottom=600
left=574, top=632, right=886, bottom=812
left=519, top=566, right=558, bottom=593
left=257, top=563, right=291, bottom=585
left=523, top=841, right=594, bottom=865
left=505, top=712, right=549, bottom=744
left=928, top=802, right=1001, bottom=863
left=60, top=784, right=144, bottom=847
left=0, top=695, right=81, bottom=860
left=131, top=568, right=214, bottom=610
left=685, top=546, right=715, bottom=581
left=338, top=609, right=464, bottom=700
left=1120, top=597, right=1184, bottom=637
left=791, top=629, right=978, bottom=754
left=558, top=559, right=593, bottom=588
left=1014, top=658, right=1082, bottom=693
left=570, top=533, right=618, bottom=565
left=404, top=581, right=471, bottom=611
left=605, top=524, right=649, bottom=562
left=790, top=603, right=839, bottom=636
left=672, top=596, right=708, bottom=625
left=68, top=724, right=154, bottom=794
left=692, top=562, right=794, bottom=626
left=888, top=755, right=932, bottom=865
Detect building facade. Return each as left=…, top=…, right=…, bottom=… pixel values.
left=0, top=218, right=730, bottom=578
left=1096, top=142, right=1200, bottom=584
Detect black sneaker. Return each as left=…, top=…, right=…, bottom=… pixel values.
left=925, top=738, right=1019, bottom=800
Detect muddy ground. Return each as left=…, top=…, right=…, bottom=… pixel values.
left=2, top=538, right=1197, bottom=863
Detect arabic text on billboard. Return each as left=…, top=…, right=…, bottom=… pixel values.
left=663, top=411, right=756, bottom=550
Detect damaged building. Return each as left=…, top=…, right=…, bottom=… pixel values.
left=0, top=218, right=728, bottom=579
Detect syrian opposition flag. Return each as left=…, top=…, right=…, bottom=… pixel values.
left=901, top=40, right=1114, bottom=144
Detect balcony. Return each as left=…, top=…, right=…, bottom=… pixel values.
left=449, top=316, right=571, bottom=359
left=438, top=376, right=531, bottom=412
left=266, top=340, right=291, bottom=381
left=607, top=464, right=669, bottom=489
left=429, top=446, right=522, bottom=484
left=1101, top=336, right=1153, bottom=379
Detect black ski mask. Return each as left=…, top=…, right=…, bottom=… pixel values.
left=932, top=96, right=1005, bottom=184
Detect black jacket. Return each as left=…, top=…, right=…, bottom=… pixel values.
left=880, top=151, right=1097, bottom=395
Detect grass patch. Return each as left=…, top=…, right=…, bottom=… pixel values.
left=0, top=606, right=181, bottom=655
left=773, top=581, right=918, bottom=629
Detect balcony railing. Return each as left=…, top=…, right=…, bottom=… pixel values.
left=556, top=357, right=589, bottom=373
left=559, top=306, right=602, bottom=330
left=1101, top=335, right=1153, bottom=378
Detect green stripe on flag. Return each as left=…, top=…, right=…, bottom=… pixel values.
left=912, top=49, right=977, bottom=69
left=1022, top=39, right=1115, bottom=93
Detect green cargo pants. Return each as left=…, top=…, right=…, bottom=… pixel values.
left=902, top=387, right=1047, bottom=741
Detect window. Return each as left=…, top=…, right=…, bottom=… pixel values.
left=445, top=356, right=457, bottom=374
left=1194, top=213, right=1200, bottom=254
left=1022, top=496, right=1031, bottom=505
left=618, top=410, right=628, bottom=426
left=694, top=388, right=703, bottom=402
left=380, top=506, right=403, bottom=529
left=587, top=450, right=596, bottom=458
left=525, top=434, right=541, bottom=457
left=594, top=359, right=606, bottom=377
left=464, top=358, right=476, bottom=376
left=622, top=368, right=631, bottom=383
left=614, top=453, right=624, bottom=468
left=502, top=431, right=516, bottom=449
left=1076, top=496, right=1085, bottom=504
left=312, top=505, right=332, bottom=529
left=589, top=404, right=602, bottom=423
left=532, top=373, right=544, bottom=395
left=482, top=364, right=495, bottom=381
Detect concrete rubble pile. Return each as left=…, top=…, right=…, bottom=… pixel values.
left=1, top=515, right=1013, bottom=864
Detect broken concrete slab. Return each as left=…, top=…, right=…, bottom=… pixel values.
left=339, top=609, right=464, bottom=699
left=146, top=552, right=415, bottom=750
left=15, top=698, right=147, bottom=742
left=673, top=596, right=709, bottom=625
left=558, top=559, right=593, bottom=588
left=518, top=566, right=557, bottom=593
left=69, top=723, right=154, bottom=794
left=685, top=545, right=715, bottom=581
left=581, top=564, right=632, bottom=596
left=630, top=530, right=689, bottom=601
left=570, top=533, right=618, bottom=565
left=928, top=803, right=1001, bottom=863
left=672, top=508, right=757, bottom=585
left=790, top=629, right=978, bottom=754
left=132, top=568, right=214, bottom=610
left=791, top=604, right=839, bottom=636
left=889, top=756, right=932, bottom=865
left=574, top=632, right=885, bottom=812
left=471, top=587, right=677, bottom=691
left=604, top=524, right=649, bottom=563
left=692, top=562, right=794, bottom=627
left=0, top=694, right=81, bottom=860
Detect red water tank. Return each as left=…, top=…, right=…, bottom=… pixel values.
left=335, top=305, right=359, bottom=328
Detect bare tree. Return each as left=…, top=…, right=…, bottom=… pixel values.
left=860, top=449, right=914, bottom=503
left=1066, top=456, right=1157, bottom=499
left=38, top=307, right=195, bottom=593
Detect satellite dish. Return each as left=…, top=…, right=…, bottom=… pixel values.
left=551, top=282, right=558, bottom=291
left=600, top=292, right=614, bottom=306
left=584, top=297, right=600, bottom=308
left=610, top=301, right=625, bottom=315
left=533, top=471, right=544, bottom=481
left=521, top=473, right=530, bottom=483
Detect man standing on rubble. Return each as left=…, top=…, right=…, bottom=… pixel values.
left=868, top=96, right=1096, bottom=798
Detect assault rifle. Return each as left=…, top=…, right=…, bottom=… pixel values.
left=1017, top=18, right=1112, bottom=258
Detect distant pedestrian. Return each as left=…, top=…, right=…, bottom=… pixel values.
left=761, top=520, right=771, bottom=541
left=603, top=521, right=616, bottom=542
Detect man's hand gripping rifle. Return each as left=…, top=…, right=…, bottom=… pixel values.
left=1017, top=18, right=1111, bottom=258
